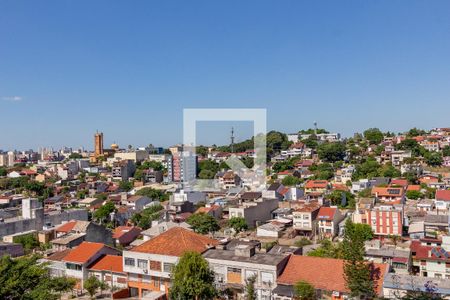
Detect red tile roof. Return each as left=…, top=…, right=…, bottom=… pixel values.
left=436, top=190, right=450, bottom=201
left=55, top=221, right=77, bottom=233
left=195, top=205, right=220, bottom=214
left=63, top=242, right=106, bottom=264
left=295, top=203, right=321, bottom=213
left=305, top=180, right=328, bottom=189
left=47, top=249, right=71, bottom=261
left=131, top=227, right=218, bottom=257
left=317, top=207, right=337, bottom=220
left=88, top=255, right=124, bottom=273
left=277, top=255, right=387, bottom=295
left=390, top=179, right=408, bottom=187
left=371, top=187, right=404, bottom=197
left=407, top=185, right=421, bottom=191
left=112, top=226, right=137, bottom=239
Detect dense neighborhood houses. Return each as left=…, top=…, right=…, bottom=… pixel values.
left=3, top=127, right=450, bottom=299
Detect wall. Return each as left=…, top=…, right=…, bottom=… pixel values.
left=0, top=208, right=87, bottom=238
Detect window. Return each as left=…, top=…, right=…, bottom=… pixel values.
left=66, top=263, right=82, bottom=271
left=245, top=270, right=258, bottom=280
left=153, top=276, right=160, bottom=287
left=138, top=259, right=148, bottom=269
left=163, top=263, right=174, bottom=273
left=125, top=257, right=135, bottom=266
left=150, top=260, right=162, bottom=271
left=261, top=272, right=274, bottom=285
left=228, top=267, right=241, bottom=274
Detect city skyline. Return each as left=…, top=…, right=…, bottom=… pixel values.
left=2, top=1, right=450, bottom=149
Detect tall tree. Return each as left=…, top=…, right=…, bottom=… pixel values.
left=342, top=219, right=375, bottom=298
left=294, top=280, right=316, bottom=300
left=317, top=142, right=346, bottom=163
left=245, top=274, right=257, bottom=300
left=170, top=251, right=217, bottom=300
left=363, top=128, right=384, bottom=144
left=84, top=276, right=101, bottom=299
left=187, top=213, right=220, bottom=234
left=0, top=255, right=75, bottom=300
left=228, top=217, right=248, bottom=235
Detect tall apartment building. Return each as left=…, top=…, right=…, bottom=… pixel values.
left=167, top=151, right=197, bottom=183
left=0, top=153, right=8, bottom=167
left=368, top=204, right=404, bottom=236
left=94, top=132, right=104, bottom=156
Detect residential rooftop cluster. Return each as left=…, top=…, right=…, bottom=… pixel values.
left=2, top=126, right=450, bottom=299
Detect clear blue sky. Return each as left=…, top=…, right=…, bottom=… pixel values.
left=1, top=0, right=450, bottom=150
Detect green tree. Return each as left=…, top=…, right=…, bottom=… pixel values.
left=363, top=128, right=384, bottom=144
left=245, top=274, right=257, bottom=300
left=425, top=152, right=443, bottom=167
left=395, top=139, right=427, bottom=157
left=84, top=276, right=101, bottom=299
left=281, top=175, right=300, bottom=186
left=295, top=237, right=312, bottom=248
left=228, top=217, right=248, bottom=234
left=187, top=213, right=220, bottom=234
left=14, top=233, right=39, bottom=253
left=294, top=280, right=316, bottom=300
left=406, top=128, right=427, bottom=137
left=352, top=158, right=380, bottom=180
left=135, top=187, right=169, bottom=201
left=353, top=223, right=374, bottom=241
left=317, top=142, right=346, bottom=163
left=379, top=163, right=401, bottom=178
left=307, top=239, right=344, bottom=259
left=327, top=190, right=355, bottom=208
left=93, top=201, right=116, bottom=224
left=406, top=190, right=423, bottom=200
left=198, top=169, right=216, bottom=179
left=342, top=219, right=375, bottom=298
left=443, top=145, right=450, bottom=157
left=130, top=204, right=164, bottom=229
left=0, top=167, right=7, bottom=177
left=50, top=276, right=76, bottom=299
left=170, top=251, right=217, bottom=300
left=119, top=180, right=133, bottom=191
left=68, top=153, right=83, bottom=159
left=0, top=255, right=75, bottom=300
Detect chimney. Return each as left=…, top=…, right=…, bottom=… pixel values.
left=234, top=244, right=255, bottom=257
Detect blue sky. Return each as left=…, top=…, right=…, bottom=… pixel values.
left=1, top=1, right=450, bottom=150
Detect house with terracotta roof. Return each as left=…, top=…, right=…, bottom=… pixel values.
left=434, top=190, right=450, bottom=212
left=52, top=220, right=113, bottom=250
left=272, top=255, right=388, bottom=300
left=122, top=227, right=219, bottom=298
left=195, top=204, right=222, bottom=219
left=292, top=203, right=321, bottom=237
left=411, top=236, right=450, bottom=278
left=304, top=180, right=329, bottom=194
left=88, top=255, right=127, bottom=288
left=113, top=226, right=142, bottom=247
left=371, top=186, right=405, bottom=204
left=317, top=206, right=344, bottom=238
left=61, top=241, right=121, bottom=290
left=217, top=170, right=241, bottom=189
